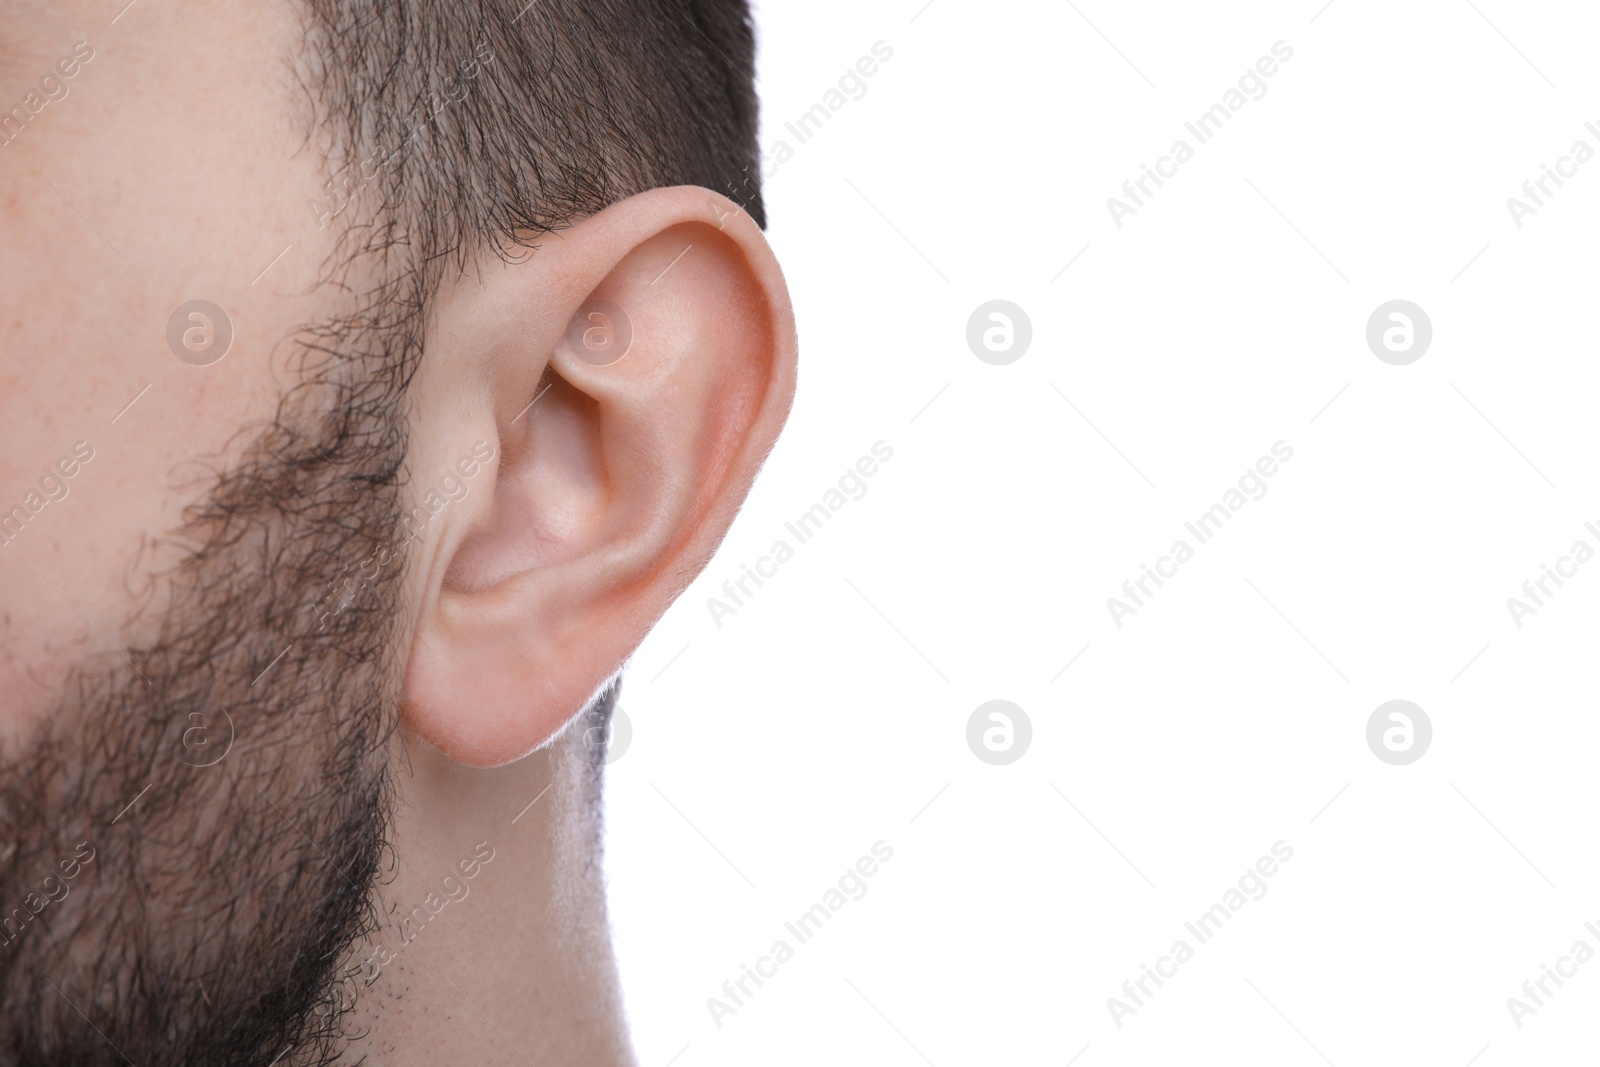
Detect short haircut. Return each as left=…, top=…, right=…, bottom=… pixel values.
left=301, top=0, right=765, bottom=310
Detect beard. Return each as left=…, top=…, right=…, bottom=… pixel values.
left=0, top=317, right=415, bottom=1066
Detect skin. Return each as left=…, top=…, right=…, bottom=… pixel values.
left=0, top=3, right=796, bottom=1063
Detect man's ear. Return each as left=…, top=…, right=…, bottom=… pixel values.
left=399, top=187, right=795, bottom=767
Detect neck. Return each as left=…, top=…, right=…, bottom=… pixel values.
left=336, top=727, right=633, bottom=1066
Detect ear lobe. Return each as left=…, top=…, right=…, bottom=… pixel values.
left=400, top=189, right=795, bottom=768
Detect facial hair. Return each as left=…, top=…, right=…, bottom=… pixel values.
left=0, top=324, right=413, bottom=1067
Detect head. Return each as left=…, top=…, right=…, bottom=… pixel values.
left=0, top=1, right=794, bottom=1063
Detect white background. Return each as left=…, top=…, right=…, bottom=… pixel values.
left=607, top=2, right=1600, bottom=1064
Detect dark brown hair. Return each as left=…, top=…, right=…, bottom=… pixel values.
left=0, top=5, right=763, bottom=1065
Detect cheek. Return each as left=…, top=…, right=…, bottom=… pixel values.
left=0, top=9, right=367, bottom=744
